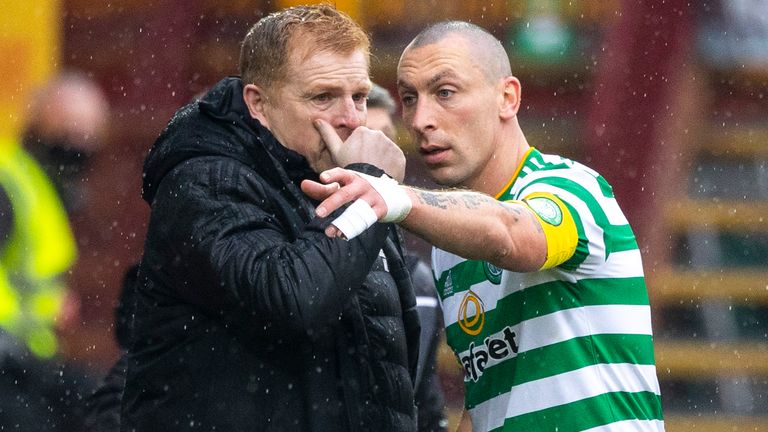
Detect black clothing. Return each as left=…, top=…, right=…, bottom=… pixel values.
left=85, top=355, right=126, bottom=432
left=83, top=264, right=136, bottom=432
left=121, top=77, right=419, bottom=432
left=0, top=329, right=93, bottom=432
left=407, top=255, right=448, bottom=432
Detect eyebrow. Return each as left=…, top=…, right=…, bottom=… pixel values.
left=427, top=70, right=460, bottom=88
left=301, top=79, right=371, bottom=98
left=397, top=69, right=461, bottom=91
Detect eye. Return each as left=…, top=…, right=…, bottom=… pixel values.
left=437, top=88, right=454, bottom=99
left=352, top=93, right=367, bottom=103
left=313, top=93, right=331, bottom=103
left=400, top=93, right=416, bottom=107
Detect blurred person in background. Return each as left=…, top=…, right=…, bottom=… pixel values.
left=121, top=5, right=420, bottom=431
left=0, top=70, right=108, bottom=431
left=367, top=82, right=448, bottom=432
left=303, top=21, right=664, bottom=432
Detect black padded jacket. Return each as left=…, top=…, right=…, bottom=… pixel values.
left=120, top=77, right=420, bottom=432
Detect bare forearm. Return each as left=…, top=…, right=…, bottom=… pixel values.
left=401, top=188, right=546, bottom=272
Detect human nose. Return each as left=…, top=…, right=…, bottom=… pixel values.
left=330, top=97, right=363, bottom=130
left=406, top=97, right=435, bottom=133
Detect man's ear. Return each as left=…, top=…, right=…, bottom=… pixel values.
left=499, top=76, right=521, bottom=120
left=243, top=83, right=269, bottom=127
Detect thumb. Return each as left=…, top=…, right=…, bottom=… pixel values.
left=314, top=119, right=343, bottom=159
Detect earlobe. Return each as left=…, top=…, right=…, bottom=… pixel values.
left=499, top=76, right=521, bottom=120
left=243, top=83, right=269, bottom=126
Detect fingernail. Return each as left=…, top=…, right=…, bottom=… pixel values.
left=316, top=207, right=326, bottom=217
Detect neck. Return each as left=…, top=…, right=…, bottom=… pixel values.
left=465, top=125, right=530, bottom=197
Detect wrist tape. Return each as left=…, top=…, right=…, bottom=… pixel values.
left=355, top=172, right=412, bottom=223
left=331, top=172, right=412, bottom=240
left=332, top=199, right=378, bottom=240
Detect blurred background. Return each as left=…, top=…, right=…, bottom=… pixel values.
left=2, top=0, right=767, bottom=430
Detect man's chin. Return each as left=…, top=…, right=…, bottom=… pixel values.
left=426, top=166, right=461, bottom=187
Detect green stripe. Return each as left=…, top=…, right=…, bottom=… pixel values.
left=445, top=277, right=649, bottom=349
left=464, top=334, right=657, bottom=408
left=596, top=172, right=615, bottom=198
left=434, top=260, right=487, bottom=301
left=609, top=224, right=638, bottom=254
left=561, top=199, right=589, bottom=270
left=489, top=391, right=663, bottom=432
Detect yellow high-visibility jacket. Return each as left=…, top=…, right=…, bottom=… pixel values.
left=0, top=137, right=77, bottom=358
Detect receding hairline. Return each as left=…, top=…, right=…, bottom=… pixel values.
left=402, top=21, right=512, bottom=81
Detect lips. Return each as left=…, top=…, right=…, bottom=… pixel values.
left=419, top=144, right=450, bottom=165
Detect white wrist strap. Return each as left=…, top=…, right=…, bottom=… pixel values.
left=331, top=199, right=377, bottom=240
left=355, top=172, right=412, bottom=223
left=330, top=172, right=412, bottom=241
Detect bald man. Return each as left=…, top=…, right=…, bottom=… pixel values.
left=303, top=21, right=665, bottom=432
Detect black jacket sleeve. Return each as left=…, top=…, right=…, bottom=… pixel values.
left=145, top=157, right=392, bottom=338
left=408, top=255, right=448, bottom=432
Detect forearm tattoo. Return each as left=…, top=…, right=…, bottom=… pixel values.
left=416, top=190, right=497, bottom=211
left=415, top=190, right=451, bottom=209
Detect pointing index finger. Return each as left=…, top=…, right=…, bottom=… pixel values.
left=314, top=119, right=343, bottom=158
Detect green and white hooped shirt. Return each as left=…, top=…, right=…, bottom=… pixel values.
left=432, top=148, right=664, bottom=432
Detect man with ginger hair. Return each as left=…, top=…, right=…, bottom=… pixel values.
left=121, top=6, right=419, bottom=431
left=303, top=21, right=664, bottom=432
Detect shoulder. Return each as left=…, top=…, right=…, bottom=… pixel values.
left=515, top=152, right=623, bottom=220
left=158, top=156, right=270, bottom=207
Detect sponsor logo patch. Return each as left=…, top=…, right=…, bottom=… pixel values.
left=457, top=289, right=485, bottom=336
left=460, top=325, right=519, bottom=382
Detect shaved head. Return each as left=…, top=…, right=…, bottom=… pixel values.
left=404, top=21, right=511, bottom=83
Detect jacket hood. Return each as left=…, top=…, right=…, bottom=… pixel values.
left=142, top=77, right=313, bottom=203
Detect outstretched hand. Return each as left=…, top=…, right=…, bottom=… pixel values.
left=302, top=168, right=386, bottom=238
left=315, top=119, right=406, bottom=182
left=301, top=168, right=412, bottom=239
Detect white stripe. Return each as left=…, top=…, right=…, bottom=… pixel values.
left=455, top=305, right=654, bottom=362
left=471, top=364, right=662, bottom=432
left=581, top=419, right=666, bottom=432
left=431, top=246, right=465, bottom=275
left=585, top=249, right=644, bottom=279
left=415, top=296, right=438, bottom=308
